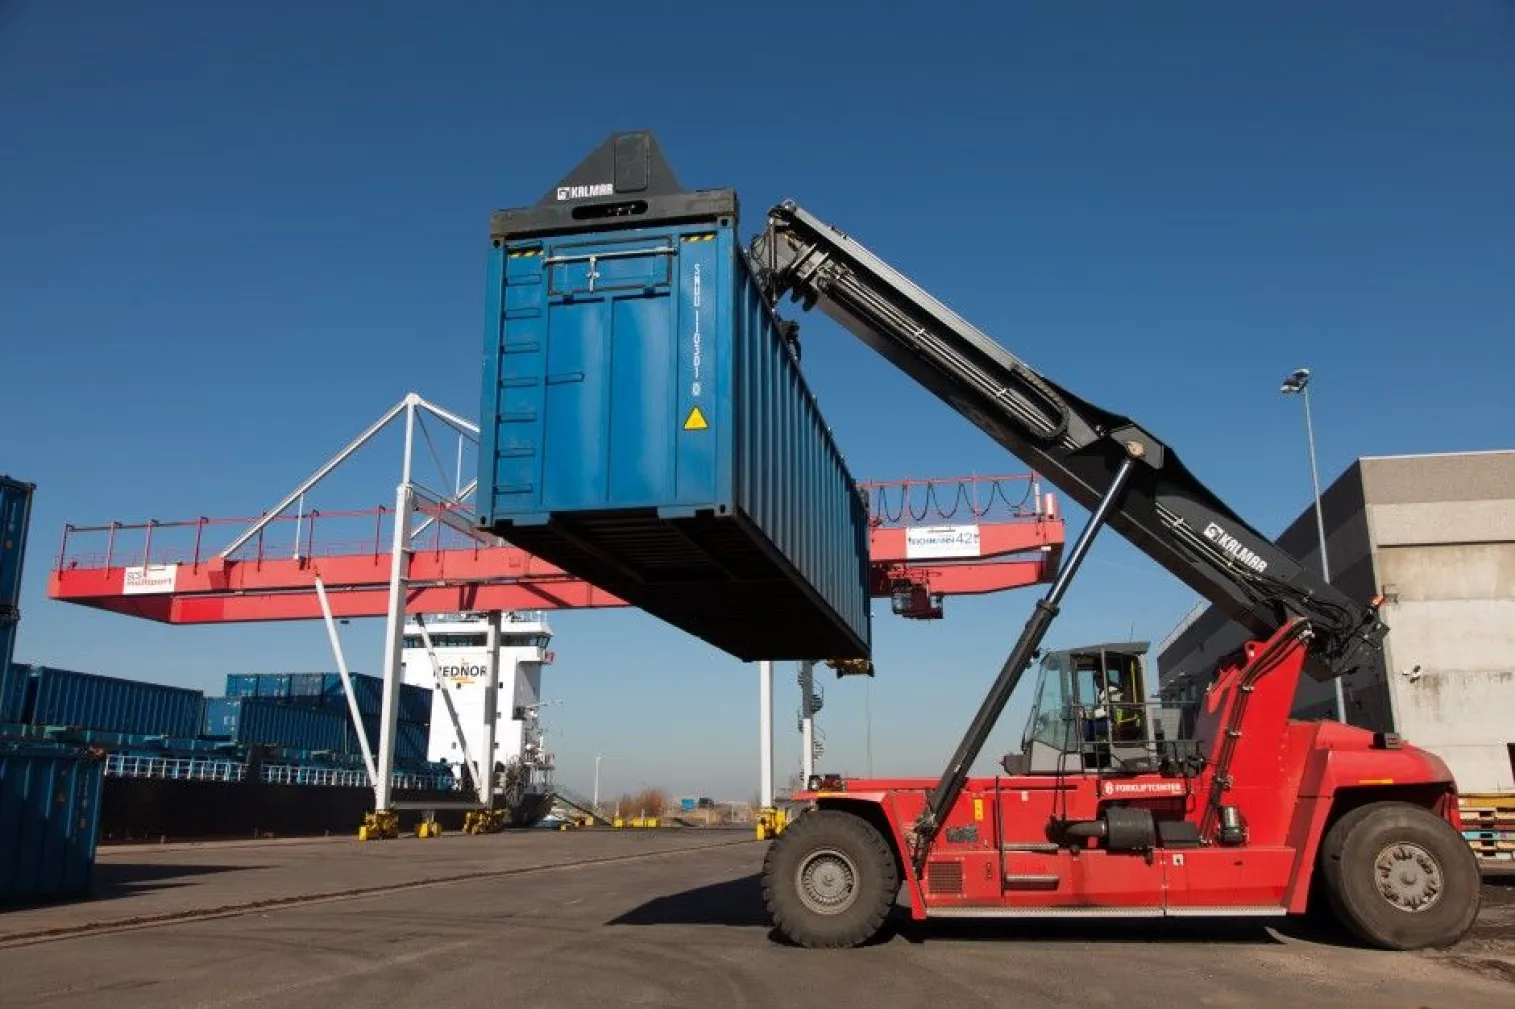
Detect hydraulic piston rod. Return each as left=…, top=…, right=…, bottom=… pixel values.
left=912, top=449, right=1139, bottom=866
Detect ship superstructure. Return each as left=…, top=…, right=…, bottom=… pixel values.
left=401, top=610, right=556, bottom=819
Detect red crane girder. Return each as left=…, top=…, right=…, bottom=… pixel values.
left=46, top=476, right=1066, bottom=625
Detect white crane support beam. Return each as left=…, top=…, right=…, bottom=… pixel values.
left=314, top=576, right=379, bottom=788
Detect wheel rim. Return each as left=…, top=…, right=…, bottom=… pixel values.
left=795, top=847, right=859, bottom=915
left=1373, top=841, right=1444, bottom=913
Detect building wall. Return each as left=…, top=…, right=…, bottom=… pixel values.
left=1363, top=452, right=1515, bottom=793
left=1157, top=450, right=1515, bottom=793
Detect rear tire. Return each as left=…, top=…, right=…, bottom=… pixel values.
left=1317, top=800, right=1481, bottom=950
left=762, top=809, right=899, bottom=948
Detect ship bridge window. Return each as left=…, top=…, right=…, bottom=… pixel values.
left=404, top=632, right=545, bottom=648
left=404, top=633, right=488, bottom=648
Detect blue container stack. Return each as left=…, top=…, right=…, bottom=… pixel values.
left=201, top=696, right=348, bottom=752
left=0, top=740, right=105, bottom=905
left=212, top=672, right=431, bottom=764
left=476, top=131, right=872, bottom=662
left=223, top=671, right=429, bottom=722
left=21, top=665, right=205, bottom=737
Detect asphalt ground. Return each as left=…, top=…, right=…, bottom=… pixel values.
left=0, top=829, right=1510, bottom=1008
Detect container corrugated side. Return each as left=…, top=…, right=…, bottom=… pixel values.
left=398, top=720, right=426, bottom=763
left=397, top=682, right=431, bottom=725
left=346, top=716, right=427, bottom=764
left=26, top=666, right=205, bottom=737
left=326, top=674, right=433, bottom=724
left=0, top=742, right=105, bottom=905
left=1, top=476, right=33, bottom=696
left=477, top=221, right=872, bottom=661
left=0, top=628, right=23, bottom=723
left=226, top=697, right=347, bottom=752
left=307, top=672, right=376, bottom=717
left=221, top=672, right=428, bottom=724
left=0, top=474, right=34, bottom=614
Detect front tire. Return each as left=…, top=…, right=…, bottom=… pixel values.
left=762, top=809, right=899, bottom=948
left=1317, top=800, right=1481, bottom=950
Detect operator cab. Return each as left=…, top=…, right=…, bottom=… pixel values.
left=1006, top=642, right=1197, bottom=776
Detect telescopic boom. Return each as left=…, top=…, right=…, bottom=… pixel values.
left=748, top=200, right=1386, bottom=682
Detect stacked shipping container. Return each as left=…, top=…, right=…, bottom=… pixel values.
left=2, top=664, right=433, bottom=766
left=224, top=671, right=431, bottom=724
left=18, top=665, right=205, bottom=737
left=201, top=696, right=348, bottom=752
left=211, top=672, right=431, bottom=763
left=0, top=475, right=34, bottom=725
left=0, top=666, right=23, bottom=726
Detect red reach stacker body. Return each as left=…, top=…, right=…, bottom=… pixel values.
left=771, top=622, right=1475, bottom=949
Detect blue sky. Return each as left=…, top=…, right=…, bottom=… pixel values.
left=2, top=2, right=1512, bottom=801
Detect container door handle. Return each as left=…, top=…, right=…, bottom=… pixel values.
left=544, top=245, right=677, bottom=294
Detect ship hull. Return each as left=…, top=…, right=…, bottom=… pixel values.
left=98, top=775, right=555, bottom=843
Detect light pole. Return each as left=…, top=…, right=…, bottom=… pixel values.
left=593, top=752, right=604, bottom=811
left=1279, top=367, right=1346, bottom=723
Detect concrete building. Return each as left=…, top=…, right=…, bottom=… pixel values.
left=1157, top=450, right=1515, bottom=795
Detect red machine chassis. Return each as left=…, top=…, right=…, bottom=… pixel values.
left=794, top=624, right=1462, bottom=920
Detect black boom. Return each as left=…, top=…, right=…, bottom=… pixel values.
left=748, top=200, right=1387, bottom=683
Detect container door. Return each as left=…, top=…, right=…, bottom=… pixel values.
left=540, top=234, right=683, bottom=510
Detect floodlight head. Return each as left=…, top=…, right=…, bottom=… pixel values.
left=1280, top=368, right=1311, bottom=394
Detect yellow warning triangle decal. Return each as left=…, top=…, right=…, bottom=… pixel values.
left=683, top=405, right=709, bottom=431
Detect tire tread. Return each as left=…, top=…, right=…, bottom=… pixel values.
left=1317, top=799, right=1480, bottom=951
left=762, top=809, right=899, bottom=948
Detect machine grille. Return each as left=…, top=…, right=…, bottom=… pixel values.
left=925, top=860, right=963, bottom=894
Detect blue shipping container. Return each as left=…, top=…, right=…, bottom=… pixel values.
left=208, top=696, right=348, bottom=752
left=224, top=673, right=259, bottom=698
left=286, top=672, right=326, bottom=697
left=201, top=696, right=239, bottom=737
left=476, top=131, right=872, bottom=662
left=0, top=649, right=24, bottom=724
left=0, top=474, right=34, bottom=615
left=24, top=665, right=205, bottom=738
left=346, top=715, right=428, bottom=764
left=398, top=682, right=432, bottom=725
left=1, top=476, right=34, bottom=701
left=0, top=742, right=105, bottom=905
left=224, top=672, right=430, bottom=725
left=224, top=673, right=293, bottom=699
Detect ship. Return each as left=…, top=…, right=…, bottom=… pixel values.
left=3, top=611, right=562, bottom=843
left=399, top=609, right=559, bottom=829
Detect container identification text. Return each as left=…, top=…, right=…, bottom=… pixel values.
left=691, top=262, right=703, bottom=399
